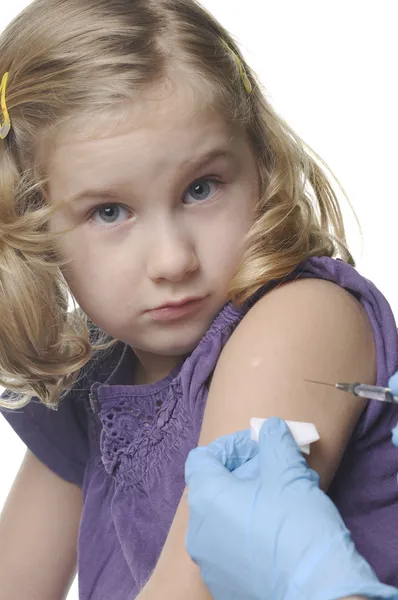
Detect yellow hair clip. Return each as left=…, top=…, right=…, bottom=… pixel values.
left=220, top=39, right=252, bottom=95
left=0, top=72, right=11, bottom=140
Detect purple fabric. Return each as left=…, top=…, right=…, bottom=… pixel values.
left=0, top=390, right=89, bottom=485
left=2, top=256, right=398, bottom=599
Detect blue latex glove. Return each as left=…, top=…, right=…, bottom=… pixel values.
left=388, top=372, right=398, bottom=447
left=185, top=417, right=398, bottom=600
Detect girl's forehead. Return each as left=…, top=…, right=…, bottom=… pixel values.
left=45, top=91, right=247, bottom=201
left=46, top=79, right=238, bottom=172
left=50, top=110, right=235, bottom=167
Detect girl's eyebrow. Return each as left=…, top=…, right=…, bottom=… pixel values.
left=66, top=147, right=237, bottom=205
left=180, top=148, right=237, bottom=170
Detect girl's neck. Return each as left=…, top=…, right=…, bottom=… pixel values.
left=132, top=349, right=186, bottom=386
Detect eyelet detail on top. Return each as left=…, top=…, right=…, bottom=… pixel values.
left=97, top=381, right=195, bottom=490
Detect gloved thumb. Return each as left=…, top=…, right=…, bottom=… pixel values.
left=206, top=429, right=259, bottom=471
left=258, top=416, right=311, bottom=480
left=185, top=430, right=258, bottom=488
left=185, top=446, right=227, bottom=491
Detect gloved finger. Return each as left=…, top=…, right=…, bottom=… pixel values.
left=205, top=429, right=259, bottom=472
left=185, top=447, right=238, bottom=519
left=258, top=416, right=312, bottom=480
left=392, top=424, right=398, bottom=448
left=388, top=371, right=398, bottom=395
left=233, top=452, right=260, bottom=480
left=185, top=430, right=259, bottom=495
left=185, top=446, right=231, bottom=490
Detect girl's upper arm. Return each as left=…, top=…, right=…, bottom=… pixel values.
left=0, top=448, right=83, bottom=600
left=200, top=277, right=376, bottom=488
left=140, top=278, right=376, bottom=599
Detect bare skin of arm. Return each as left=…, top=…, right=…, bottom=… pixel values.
left=0, top=449, right=83, bottom=600
left=138, top=279, right=376, bottom=599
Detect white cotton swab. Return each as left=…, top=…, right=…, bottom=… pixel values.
left=250, top=418, right=320, bottom=455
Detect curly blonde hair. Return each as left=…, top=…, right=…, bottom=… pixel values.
left=0, top=0, right=355, bottom=408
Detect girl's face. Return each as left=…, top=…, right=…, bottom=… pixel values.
left=47, top=83, right=259, bottom=370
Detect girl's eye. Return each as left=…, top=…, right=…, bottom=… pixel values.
left=90, top=204, right=131, bottom=225
left=183, top=178, right=221, bottom=204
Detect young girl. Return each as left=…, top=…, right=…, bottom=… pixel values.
left=0, top=1, right=397, bottom=599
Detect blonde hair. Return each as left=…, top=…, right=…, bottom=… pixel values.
left=0, top=0, right=355, bottom=408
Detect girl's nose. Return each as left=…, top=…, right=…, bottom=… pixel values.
left=146, top=222, right=199, bottom=283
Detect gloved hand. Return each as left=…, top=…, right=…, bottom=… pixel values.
left=388, top=372, right=398, bottom=447
left=185, top=417, right=398, bottom=600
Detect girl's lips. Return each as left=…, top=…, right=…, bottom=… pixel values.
left=146, top=297, right=207, bottom=321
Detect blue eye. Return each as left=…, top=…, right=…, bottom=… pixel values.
left=90, top=204, right=131, bottom=225
left=183, top=178, right=221, bottom=204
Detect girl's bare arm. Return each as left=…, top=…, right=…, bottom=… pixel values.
left=0, top=449, right=83, bottom=600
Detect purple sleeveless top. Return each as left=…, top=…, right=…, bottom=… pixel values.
left=2, top=256, right=398, bottom=599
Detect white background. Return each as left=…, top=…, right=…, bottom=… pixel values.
left=1, top=2, right=397, bottom=598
